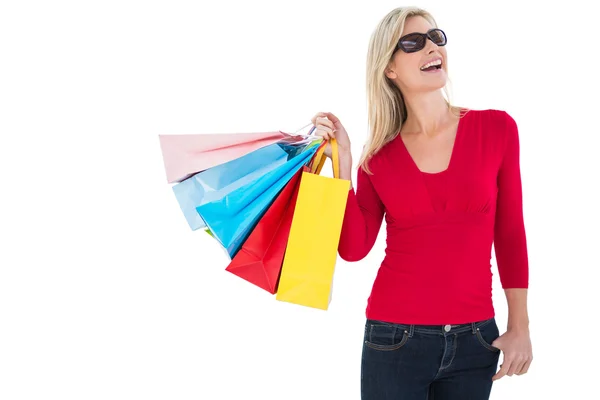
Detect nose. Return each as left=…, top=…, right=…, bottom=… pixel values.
left=424, top=36, right=439, bottom=54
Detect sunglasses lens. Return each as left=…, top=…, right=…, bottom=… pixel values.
left=429, top=29, right=446, bottom=46
left=400, top=34, right=426, bottom=52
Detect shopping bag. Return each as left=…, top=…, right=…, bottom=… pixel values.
left=158, top=130, right=292, bottom=183
left=196, top=139, right=322, bottom=259
left=224, top=167, right=303, bottom=293
left=275, top=139, right=350, bottom=310
left=224, top=141, right=327, bottom=292
left=172, top=142, right=291, bottom=231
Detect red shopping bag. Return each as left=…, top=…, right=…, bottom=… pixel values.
left=225, top=141, right=327, bottom=293
left=225, top=167, right=304, bottom=293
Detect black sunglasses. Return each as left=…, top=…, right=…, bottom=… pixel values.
left=394, top=28, right=447, bottom=54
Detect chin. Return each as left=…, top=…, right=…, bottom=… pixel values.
left=419, top=72, right=447, bottom=91
left=400, top=70, right=447, bottom=93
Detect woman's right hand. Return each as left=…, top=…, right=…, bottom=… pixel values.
left=310, top=112, right=352, bottom=159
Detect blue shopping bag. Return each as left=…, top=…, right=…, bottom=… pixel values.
left=172, top=142, right=306, bottom=231
left=196, top=139, right=321, bottom=259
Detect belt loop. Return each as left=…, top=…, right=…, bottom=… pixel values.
left=471, top=322, right=476, bottom=334
left=408, top=324, right=415, bottom=338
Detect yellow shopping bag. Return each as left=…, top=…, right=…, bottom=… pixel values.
left=276, top=139, right=350, bottom=310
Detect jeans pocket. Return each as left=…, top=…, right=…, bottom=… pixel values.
left=474, top=319, right=501, bottom=353
left=364, top=321, right=409, bottom=351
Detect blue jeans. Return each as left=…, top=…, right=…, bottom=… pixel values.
left=361, top=317, right=501, bottom=400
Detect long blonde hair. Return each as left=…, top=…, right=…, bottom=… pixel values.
left=359, top=7, right=461, bottom=174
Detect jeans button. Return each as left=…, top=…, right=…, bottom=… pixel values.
left=444, top=324, right=451, bottom=332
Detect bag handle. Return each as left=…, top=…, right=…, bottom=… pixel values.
left=292, top=122, right=315, bottom=135
left=308, top=140, right=327, bottom=174
left=308, top=139, right=340, bottom=178
left=331, top=138, right=340, bottom=179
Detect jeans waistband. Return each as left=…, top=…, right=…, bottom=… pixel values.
left=366, top=317, right=495, bottom=336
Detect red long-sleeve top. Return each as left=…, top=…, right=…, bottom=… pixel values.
left=338, top=109, right=529, bottom=325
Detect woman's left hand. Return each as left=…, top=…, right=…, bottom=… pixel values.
left=491, top=328, right=533, bottom=380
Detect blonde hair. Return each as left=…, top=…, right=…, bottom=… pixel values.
left=359, top=6, right=461, bottom=174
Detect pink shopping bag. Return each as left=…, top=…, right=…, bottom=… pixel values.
left=158, top=131, right=294, bottom=183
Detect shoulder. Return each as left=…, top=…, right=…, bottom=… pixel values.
left=461, top=107, right=519, bottom=142
left=460, top=107, right=515, bottom=126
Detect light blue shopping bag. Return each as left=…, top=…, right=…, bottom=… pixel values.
left=172, top=143, right=294, bottom=231
left=196, top=140, right=321, bottom=258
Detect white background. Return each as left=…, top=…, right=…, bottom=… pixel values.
left=1, top=0, right=598, bottom=399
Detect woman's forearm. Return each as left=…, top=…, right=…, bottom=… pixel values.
left=339, top=153, right=353, bottom=189
left=505, top=288, right=529, bottom=331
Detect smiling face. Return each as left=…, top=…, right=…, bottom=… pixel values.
left=385, top=16, right=448, bottom=94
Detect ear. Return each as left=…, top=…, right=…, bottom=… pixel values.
left=385, top=67, right=397, bottom=80
left=384, top=58, right=399, bottom=79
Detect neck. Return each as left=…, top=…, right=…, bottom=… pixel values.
left=402, top=90, right=453, bottom=137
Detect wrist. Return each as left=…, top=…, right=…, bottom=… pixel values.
left=338, top=153, right=353, bottom=182
left=507, top=317, right=530, bottom=333
left=339, top=151, right=352, bottom=165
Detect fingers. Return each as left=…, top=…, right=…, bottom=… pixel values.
left=492, top=361, right=510, bottom=381
left=493, top=354, right=532, bottom=381
left=516, top=358, right=532, bottom=375
left=315, top=125, right=335, bottom=140
left=311, top=113, right=337, bottom=131
left=311, top=112, right=328, bottom=126
left=313, top=116, right=335, bottom=132
left=506, top=357, right=523, bottom=376
left=516, top=351, right=533, bottom=375
left=310, top=112, right=337, bottom=141
left=319, top=117, right=336, bottom=131
left=489, top=333, right=532, bottom=380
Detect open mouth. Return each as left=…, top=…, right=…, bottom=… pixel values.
left=420, top=60, right=442, bottom=72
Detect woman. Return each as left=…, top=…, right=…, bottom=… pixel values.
left=311, top=7, right=533, bottom=400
